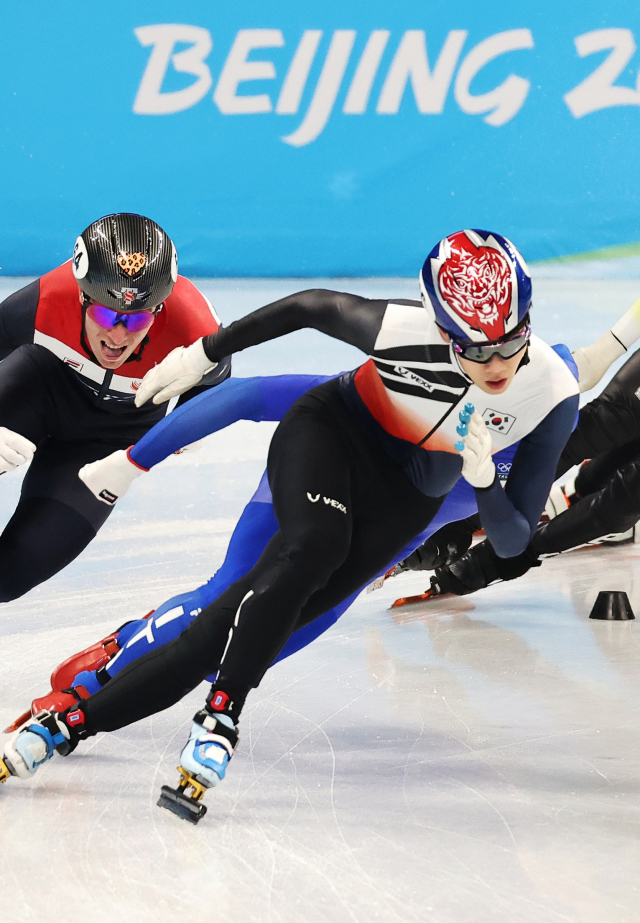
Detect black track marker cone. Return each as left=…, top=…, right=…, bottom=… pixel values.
left=589, top=591, right=635, bottom=621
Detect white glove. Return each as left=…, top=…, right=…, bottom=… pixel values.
left=135, top=338, right=217, bottom=407
left=79, top=449, right=146, bottom=505
left=572, top=331, right=625, bottom=393
left=0, top=427, right=36, bottom=475
left=455, top=408, right=496, bottom=489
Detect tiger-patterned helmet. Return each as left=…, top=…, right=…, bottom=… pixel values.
left=72, top=213, right=178, bottom=312
left=420, top=229, right=532, bottom=344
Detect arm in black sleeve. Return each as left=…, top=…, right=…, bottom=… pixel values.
left=0, top=279, right=39, bottom=359
left=201, top=289, right=388, bottom=362
left=477, top=394, right=579, bottom=557
left=557, top=348, right=640, bottom=476
left=175, top=354, right=232, bottom=407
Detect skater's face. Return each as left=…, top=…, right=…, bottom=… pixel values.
left=457, top=350, right=522, bottom=394
left=80, top=290, right=158, bottom=369
left=438, top=329, right=523, bottom=394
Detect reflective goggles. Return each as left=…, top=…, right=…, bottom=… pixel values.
left=451, top=325, right=531, bottom=364
left=86, top=302, right=156, bottom=333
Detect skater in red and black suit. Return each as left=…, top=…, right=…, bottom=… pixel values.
left=0, top=212, right=229, bottom=600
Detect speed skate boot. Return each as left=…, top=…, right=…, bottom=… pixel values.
left=0, top=691, right=86, bottom=784
left=157, top=704, right=239, bottom=824
left=4, top=614, right=153, bottom=734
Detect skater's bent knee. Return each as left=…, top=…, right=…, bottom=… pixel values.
left=0, top=575, right=31, bottom=602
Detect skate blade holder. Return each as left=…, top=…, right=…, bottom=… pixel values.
left=157, top=766, right=209, bottom=824
left=0, top=757, right=13, bottom=785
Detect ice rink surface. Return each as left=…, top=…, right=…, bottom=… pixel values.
left=1, top=272, right=640, bottom=923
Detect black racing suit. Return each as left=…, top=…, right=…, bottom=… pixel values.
left=0, top=269, right=230, bottom=600
left=76, top=289, right=577, bottom=734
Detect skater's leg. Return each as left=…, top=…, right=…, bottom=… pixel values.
left=0, top=439, right=119, bottom=600
left=197, top=472, right=278, bottom=601
left=0, top=499, right=98, bottom=601
left=557, top=350, right=640, bottom=476
left=58, top=479, right=280, bottom=693
left=573, top=438, right=640, bottom=497
left=80, top=410, right=357, bottom=731
left=533, top=456, right=640, bottom=555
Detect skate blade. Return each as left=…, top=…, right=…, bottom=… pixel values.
left=4, top=710, right=31, bottom=734
left=157, top=786, right=207, bottom=824
left=157, top=766, right=209, bottom=824
left=391, top=588, right=437, bottom=608
left=391, top=589, right=455, bottom=608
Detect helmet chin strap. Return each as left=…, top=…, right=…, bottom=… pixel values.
left=80, top=296, right=99, bottom=364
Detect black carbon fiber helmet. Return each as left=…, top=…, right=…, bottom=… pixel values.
left=72, top=213, right=178, bottom=311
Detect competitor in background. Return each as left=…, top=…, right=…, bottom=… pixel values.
left=393, top=305, right=640, bottom=600
left=0, top=213, right=229, bottom=600
left=2, top=230, right=580, bottom=822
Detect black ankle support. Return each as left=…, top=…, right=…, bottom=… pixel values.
left=193, top=707, right=239, bottom=758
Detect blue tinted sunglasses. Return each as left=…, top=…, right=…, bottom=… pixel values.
left=86, top=302, right=156, bottom=333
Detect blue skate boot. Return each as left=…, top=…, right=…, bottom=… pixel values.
left=157, top=705, right=239, bottom=824
left=0, top=694, right=85, bottom=783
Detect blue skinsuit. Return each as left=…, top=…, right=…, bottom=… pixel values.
left=74, top=354, right=576, bottom=694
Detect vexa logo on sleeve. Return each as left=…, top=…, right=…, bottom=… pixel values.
left=307, top=491, right=347, bottom=513
left=132, top=25, right=536, bottom=146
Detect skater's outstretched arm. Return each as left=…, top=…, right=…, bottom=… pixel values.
left=135, top=290, right=390, bottom=406
left=573, top=297, right=640, bottom=392
left=0, top=280, right=40, bottom=359
left=79, top=374, right=334, bottom=503
left=130, top=373, right=333, bottom=469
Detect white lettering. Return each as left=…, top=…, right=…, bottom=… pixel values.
left=282, top=30, right=357, bottom=147
left=343, top=31, right=390, bottom=114
left=395, top=365, right=435, bottom=392
left=276, top=30, right=323, bottom=114
left=154, top=605, right=184, bottom=629
left=376, top=30, right=467, bottom=115
left=564, top=29, right=640, bottom=118
left=322, top=496, right=347, bottom=513
left=133, top=24, right=213, bottom=115
left=214, top=29, right=284, bottom=114
left=454, top=29, right=534, bottom=127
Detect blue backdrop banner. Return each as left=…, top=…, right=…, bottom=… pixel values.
left=2, top=1, right=640, bottom=275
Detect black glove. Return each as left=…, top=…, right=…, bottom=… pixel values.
left=432, top=540, right=541, bottom=596
left=400, top=518, right=478, bottom=572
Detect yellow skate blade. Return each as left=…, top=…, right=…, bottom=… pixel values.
left=0, top=757, right=13, bottom=784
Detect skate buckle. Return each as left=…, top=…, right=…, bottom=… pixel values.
left=157, top=766, right=209, bottom=824
left=0, top=757, right=12, bottom=784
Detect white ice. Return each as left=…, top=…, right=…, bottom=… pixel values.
left=1, top=274, right=639, bottom=923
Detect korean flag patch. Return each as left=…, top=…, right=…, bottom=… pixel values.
left=482, top=408, right=516, bottom=435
